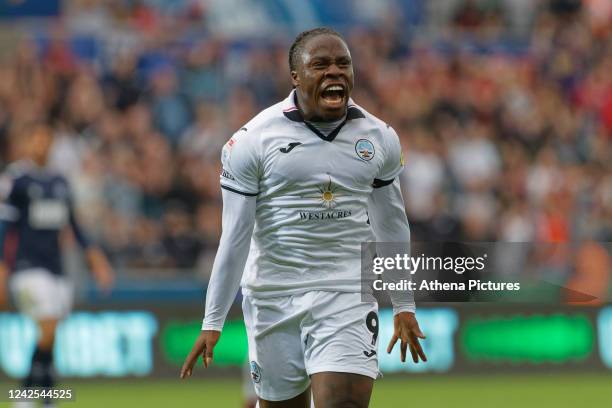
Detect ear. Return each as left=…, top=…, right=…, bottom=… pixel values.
left=290, top=70, right=299, bottom=88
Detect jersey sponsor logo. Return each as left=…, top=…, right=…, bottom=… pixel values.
left=28, top=199, right=68, bottom=229
left=302, top=178, right=342, bottom=210
left=299, top=178, right=354, bottom=220
left=355, top=139, right=375, bottom=161
left=250, top=361, right=262, bottom=383
left=220, top=168, right=235, bottom=181
left=315, top=178, right=340, bottom=210
left=299, top=210, right=352, bottom=220
left=279, top=142, right=302, bottom=153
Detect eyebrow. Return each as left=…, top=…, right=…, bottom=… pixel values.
left=309, top=55, right=352, bottom=63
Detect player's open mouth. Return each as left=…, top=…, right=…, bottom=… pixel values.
left=320, top=84, right=346, bottom=107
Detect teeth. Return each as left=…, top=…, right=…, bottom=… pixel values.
left=325, top=85, right=343, bottom=92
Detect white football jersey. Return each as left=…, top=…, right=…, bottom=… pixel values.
left=220, top=90, right=404, bottom=298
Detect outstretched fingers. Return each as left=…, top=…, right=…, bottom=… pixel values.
left=409, top=343, right=418, bottom=363
left=400, top=339, right=408, bottom=362
left=180, top=348, right=201, bottom=379
left=386, top=333, right=399, bottom=354
left=180, top=338, right=207, bottom=379
left=408, top=332, right=427, bottom=362
left=203, top=342, right=213, bottom=368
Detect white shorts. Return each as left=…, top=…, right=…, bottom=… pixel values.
left=9, top=268, right=73, bottom=320
left=242, top=291, right=380, bottom=401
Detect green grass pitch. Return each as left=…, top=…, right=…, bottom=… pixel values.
left=4, top=373, right=612, bottom=407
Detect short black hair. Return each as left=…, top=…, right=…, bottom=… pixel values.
left=288, top=27, right=344, bottom=72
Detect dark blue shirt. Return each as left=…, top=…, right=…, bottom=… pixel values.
left=0, top=161, right=89, bottom=275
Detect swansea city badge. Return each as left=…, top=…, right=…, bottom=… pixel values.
left=250, top=361, right=262, bottom=383
left=355, top=139, right=375, bottom=161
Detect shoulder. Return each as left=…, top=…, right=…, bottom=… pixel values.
left=349, top=102, right=400, bottom=146
left=222, top=100, right=289, bottom=160
left=232, top=100, right=287, bottom=141
left=5, top=160, right=32, bottom=180
left=50, top=170, right=69, bottom=183
left=350, top=103, right=404, bottom=178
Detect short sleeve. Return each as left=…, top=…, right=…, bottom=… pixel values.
left=0, top=174, right=13, bottom=201
left=219, top=131, right=260, bottom=196
left=0, top=173, right=19, bottom=221
left=376, top=126, right=405, bottom=183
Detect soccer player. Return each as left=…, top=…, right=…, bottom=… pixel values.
left=0, top=121, right=114, bottom=407
left=181, top=28, right=426, bottom=408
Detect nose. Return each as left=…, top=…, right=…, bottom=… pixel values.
left=325, top=63, right=343, bottom=77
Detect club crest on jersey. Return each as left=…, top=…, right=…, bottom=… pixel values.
left=250, top=361, right=262, bottom=383
left=355, top=139, right=375, bottom=161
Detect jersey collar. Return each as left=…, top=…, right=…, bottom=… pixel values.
left=282, top=89, right=365, bottom=142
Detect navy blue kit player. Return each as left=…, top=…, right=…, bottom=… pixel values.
left=0, top=121, right=114, bottom=407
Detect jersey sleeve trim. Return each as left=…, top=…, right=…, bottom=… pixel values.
left=221, top=184, right=258, bottom=197
left=372, top=178, right=395, bottom=188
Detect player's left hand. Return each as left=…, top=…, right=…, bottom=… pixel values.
left=387, top=311, right=427, bottom=363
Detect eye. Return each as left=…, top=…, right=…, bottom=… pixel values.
left=338, top=59, right=351, bottom=68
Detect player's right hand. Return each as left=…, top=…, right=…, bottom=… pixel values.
left=87, top=247, right=115, bottom=294
left=180, top=330, right=221, bottom=379
left=0, top=287, right=7, bottom=310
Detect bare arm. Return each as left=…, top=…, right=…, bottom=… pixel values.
left=85, top=246, right=114, bottom=293
left=66, top=184, right=114, bottom=293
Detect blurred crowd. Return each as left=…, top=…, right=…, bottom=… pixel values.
left=0, top=0, right=610, bottom=277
